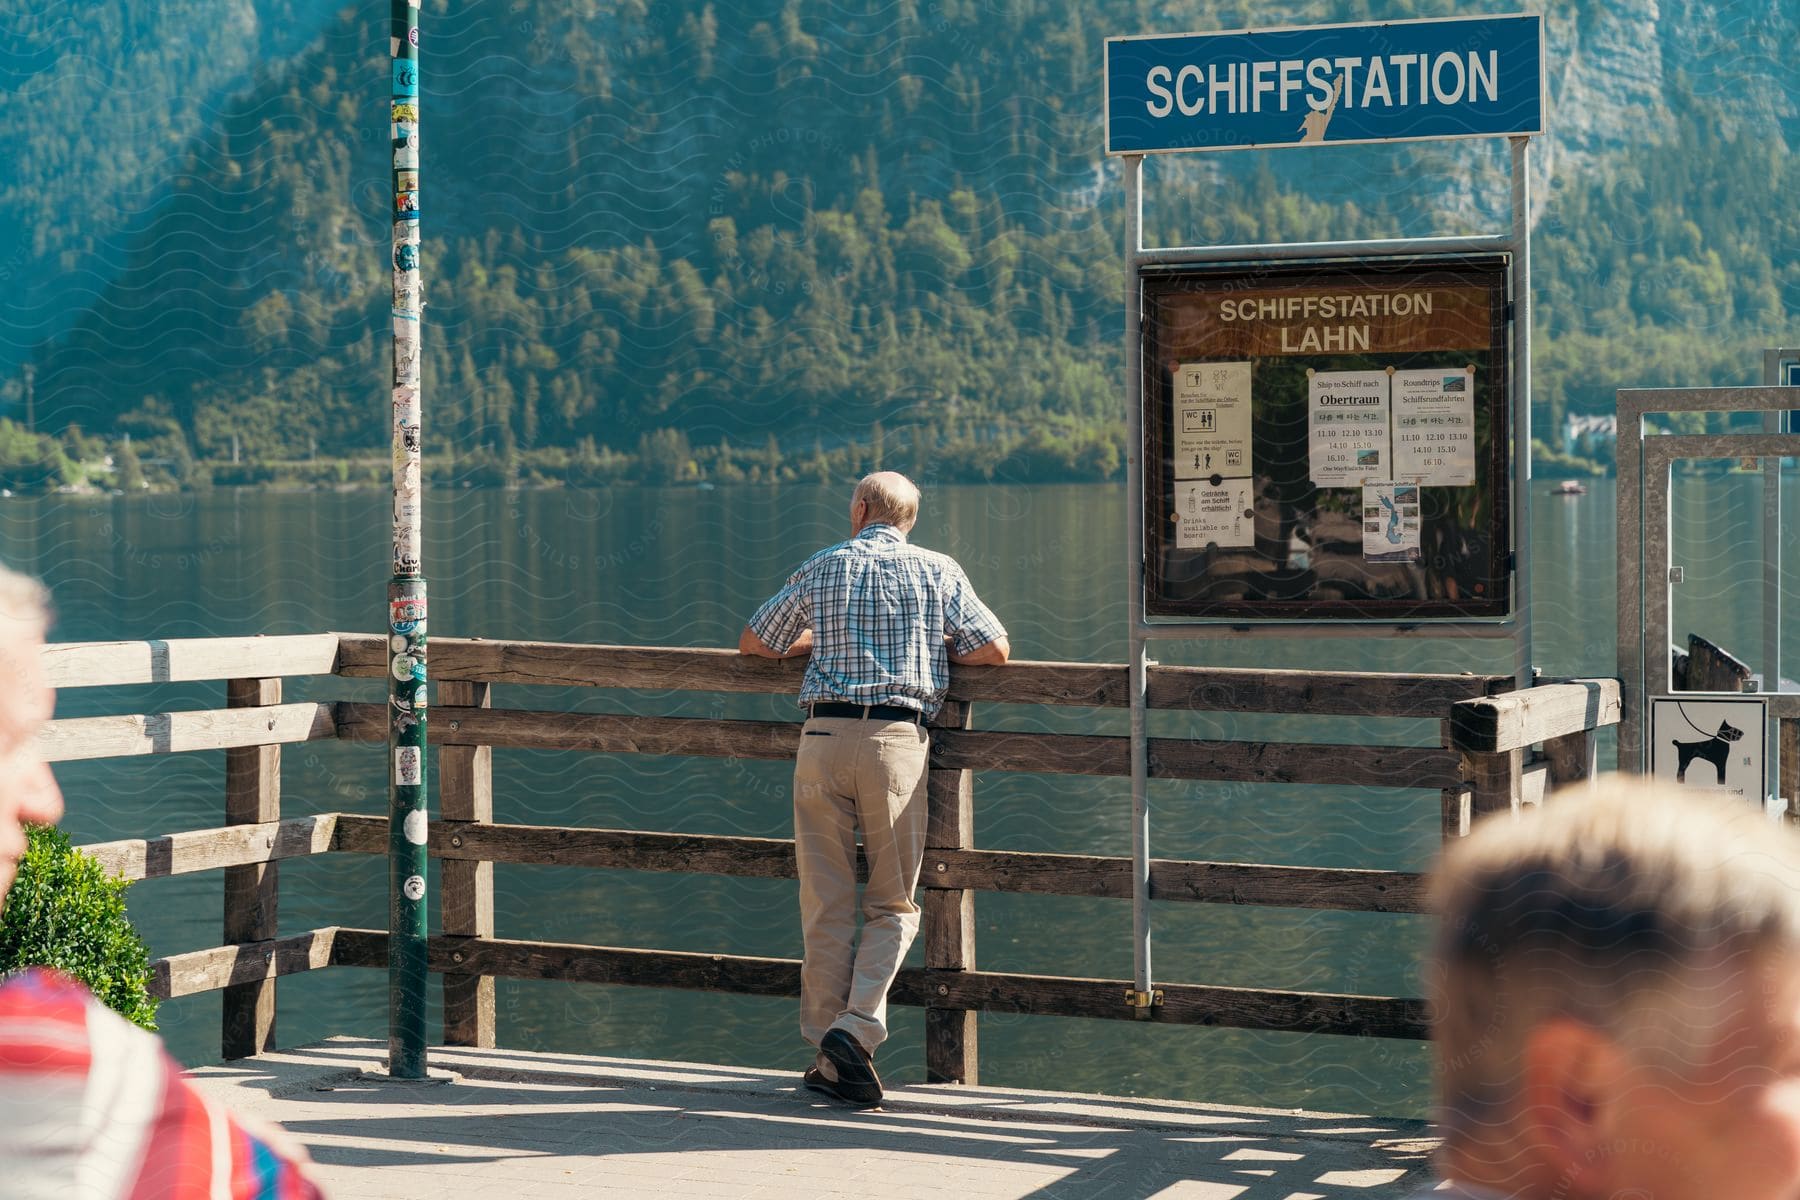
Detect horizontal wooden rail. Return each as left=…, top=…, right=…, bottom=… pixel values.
left=333, top=814, right=796, bottom=877
left=335, top=634, right=1503, bottom=716
left=151, top=928, right=340, bottom=1000
left=962, top=730, right=1463, bottom=787
left=333, top=930, right=800, bottom=997
left=84, top=815, right=339, bottom=882
left=1145, top=665, right=1505, bottom=718
left=334, top=703, right=798, bottom=758
left=906, top=968, right=1425, bottom=1038
left=327, top=930, right=1425, bottom=1039
left=335, top=704, right=1463, bottom=787
left=1449, top=679, right=1622, bottom=754
left=331, top=816, right=1426, bottom=913
left=43, top=634, right=341, bottom=689
left=39, top=702, right=338, bottom=763
left=934, top=849, right=1428, bottom=913
left=335, top=636, right=816, bottom=693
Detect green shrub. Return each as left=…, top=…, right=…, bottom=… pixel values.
left=0, top=825, right=158, bottom=1030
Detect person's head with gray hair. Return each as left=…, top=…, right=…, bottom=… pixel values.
left=0, top=562, right=58, bottom=911
left=1421, top=776, right=1800, bottom=1200
left=849, top=471, right=920, bottom=534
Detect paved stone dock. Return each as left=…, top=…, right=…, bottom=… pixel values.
left=188, top=1039, right=1437, bottom=1199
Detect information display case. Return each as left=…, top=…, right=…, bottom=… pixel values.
left=1142, top=255, right=1512, bottom=621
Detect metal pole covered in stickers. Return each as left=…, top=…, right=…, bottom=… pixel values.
left=387, top=0, right=428, bottom=1080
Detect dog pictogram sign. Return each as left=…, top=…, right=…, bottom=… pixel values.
left=1650, top=697, right=1767, bottom=802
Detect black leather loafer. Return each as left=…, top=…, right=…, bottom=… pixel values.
left=809, top=1029, right=883, bottom=1106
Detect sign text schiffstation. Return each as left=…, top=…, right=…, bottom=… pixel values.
left=1164, top=282, right=1494, bottom=357
left=1106, top=14, right=1544, bottom=154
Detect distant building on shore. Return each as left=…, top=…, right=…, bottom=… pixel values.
left=1563, top=413, right=1616, bottom=459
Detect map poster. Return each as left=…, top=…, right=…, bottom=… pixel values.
left=1361, top=482, right=1421, bottom=563
left=1172, top=361, right=1252, bottom=479
left=1175, top=478, right=1256, bottom=549
left=1391, top=367, right=1477, bottom=485
left=1307, top=370, right=1389, bottom=487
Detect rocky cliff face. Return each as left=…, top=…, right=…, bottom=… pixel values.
left=1542, top=3, right=1668, bottom=182
left=1544, top=1, right=1795, bottom=174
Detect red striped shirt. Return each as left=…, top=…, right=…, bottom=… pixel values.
left=0, top=969, right=324, bottom=1199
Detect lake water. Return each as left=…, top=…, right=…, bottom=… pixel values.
left=5, top=476, right=1788, bottom=1118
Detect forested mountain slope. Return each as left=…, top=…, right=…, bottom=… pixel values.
left=12, top=0, right=1800, bottom=480
left=0, top=0, right=346, bottom=378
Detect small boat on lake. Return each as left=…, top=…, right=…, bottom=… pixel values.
left=1552, top=480, right=1587, bottom=496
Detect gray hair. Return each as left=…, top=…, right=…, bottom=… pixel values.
left=1427, top=776, right=1800, bottom=1142
left=853, top=471, right=920, bottom=530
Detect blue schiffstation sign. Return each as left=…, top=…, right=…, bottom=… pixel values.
left=1105, top=14, right=1543, bottom=155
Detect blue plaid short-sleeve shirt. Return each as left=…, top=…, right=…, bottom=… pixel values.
left=747, top=524, right=1007, bottom=719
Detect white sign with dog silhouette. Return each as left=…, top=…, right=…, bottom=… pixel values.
left=1650, top=697, right=1766, bottom=802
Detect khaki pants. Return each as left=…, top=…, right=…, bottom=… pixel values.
left=793, top=715, right=930, bottom=1055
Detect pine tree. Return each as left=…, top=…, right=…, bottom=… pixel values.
left=115, top=437, right=146, bottom=491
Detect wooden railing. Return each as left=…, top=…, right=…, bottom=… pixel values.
left=44, top=633, right=1620, bottom=1084
left=45, top=634, right=342, bottom=1059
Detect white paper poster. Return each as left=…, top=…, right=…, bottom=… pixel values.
left=1175, top=478, right=1256, bottom=549
left=1361, top=483, right=1421, bottom=562
left=1308, top=370, right=1389, bottom=487
left=1172, top=361, right=1252, bottom=479
left=1392, top=367, right=1476, bottom=485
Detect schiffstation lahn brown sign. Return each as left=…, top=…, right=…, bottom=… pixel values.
left=1169, top=283, right=1493, bottom=357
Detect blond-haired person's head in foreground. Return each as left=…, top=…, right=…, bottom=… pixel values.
left=1425, top=776, right=1800, bottom=1200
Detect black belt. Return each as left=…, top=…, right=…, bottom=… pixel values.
left=809, top=701, right=924, bottom=723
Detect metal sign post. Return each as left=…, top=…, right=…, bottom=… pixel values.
left=1762, top=348, right=1796, bottom=805
left=387, top=0, right=428, bottom=1080
left=1763, top=348, right=1797, bottom=702
left=1509, top=135, right=1534, bottom=689
left=1109, top=13, right=1544, bottom=1017
left=1121, top=154, right=1152, bottom=1008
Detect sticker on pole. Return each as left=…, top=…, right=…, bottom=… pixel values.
left=1650, top=697, right=1766, bottom=801
left=394, top=745, right=423, bottom=786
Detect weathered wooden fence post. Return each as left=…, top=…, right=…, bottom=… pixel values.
left=1440, top=720, right=1471, bottom=839
left=1682, top=634, right=1753, bottom=693
left=223, top=676, right=281, bottom=1058
left=923, top=699, right=977, bottom=1084
left=439, top=679, right=495, bottom=1047
left=1463, top=748, right=1524, bottom=822
left=1450, top=680, right=1620, bottom=834
left=1542, top=728, right=1597, bottom=791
